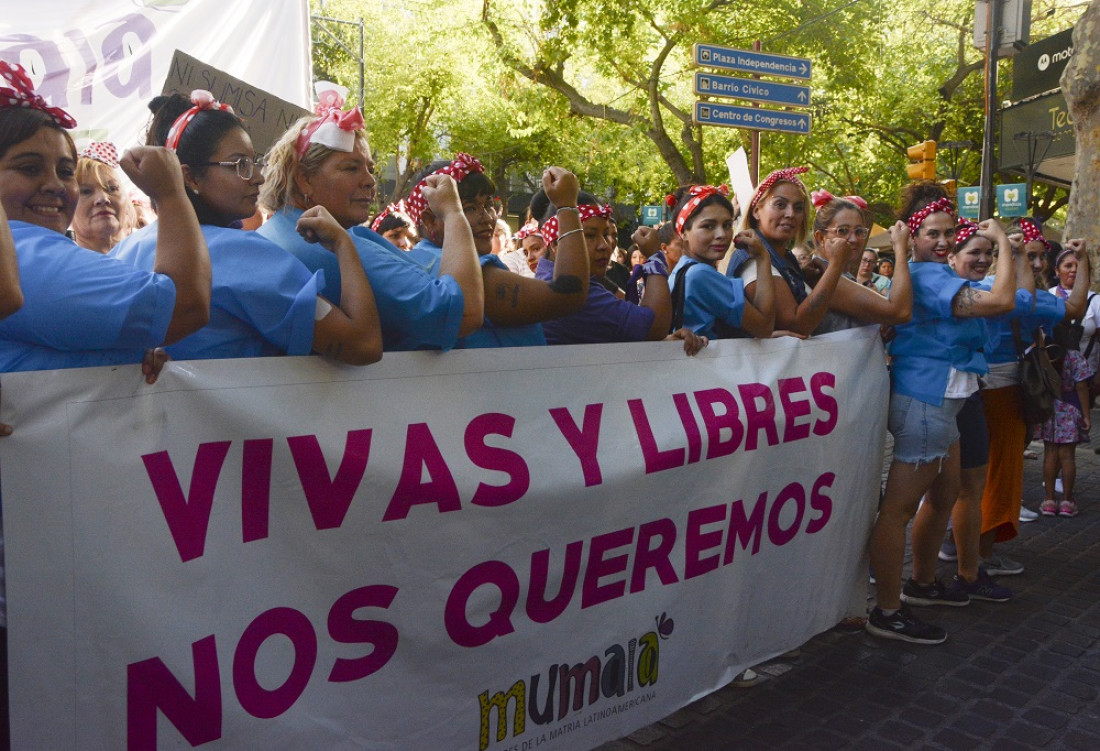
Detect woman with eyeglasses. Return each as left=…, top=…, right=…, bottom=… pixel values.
left=404, top=155, right=589, bottom=348
left=807, top=191, right=912, bottom=333
left=258, top=84, right=482, bottom=352
left=866, top=182, right=1021, bottom=645
left=113, top=91, right=381, bottom=364
left=727, top=170, right=912, bottom=337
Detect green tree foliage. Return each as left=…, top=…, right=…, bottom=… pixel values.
left=310, top=0, right=1085, bottom=223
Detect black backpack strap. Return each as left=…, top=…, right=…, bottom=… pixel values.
left=669, top=261, right=693, bottom=334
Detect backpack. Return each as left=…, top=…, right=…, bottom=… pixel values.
left=670, top=260, right=744, bottom=339
left=1013, top=321, right=1062, bottom=426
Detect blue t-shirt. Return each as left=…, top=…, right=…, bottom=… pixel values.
left=257, top=208, right=464, bottom=351
left=888, top=262, right=989, bottom=406
left=406, top=239, right=443, bottom=277
left=535, top=257, right=654, bottom=344
left=670, top=257, right=747, bottom=339
left=0, top=221, right=176, bottom=372
left=459, top=252, right=544, bottom=348
left=112, top=222, right=322, bottom=360
left=979, top=277, right=1064, bottom=364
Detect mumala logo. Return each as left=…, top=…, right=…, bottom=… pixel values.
left=476, top=615, right=673, bottom=750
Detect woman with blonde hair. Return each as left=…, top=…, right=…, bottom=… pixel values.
left=71, top=141, right=129, bottom=253
left=259, top=83, right=483, bottom=352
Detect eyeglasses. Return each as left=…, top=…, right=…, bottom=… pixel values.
left=823, top=226, right=870, bottom=239
left=203, top=155, right=265, bottom=180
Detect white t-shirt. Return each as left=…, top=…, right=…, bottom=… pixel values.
left=945, top=366, right=980, bottom=398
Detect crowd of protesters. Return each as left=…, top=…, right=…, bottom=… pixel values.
left=0, top=59, right=1095, bottom=728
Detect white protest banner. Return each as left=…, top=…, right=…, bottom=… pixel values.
left=0, top=0, right=311, bottom=152
left=1, top=329, right=887, bottom=749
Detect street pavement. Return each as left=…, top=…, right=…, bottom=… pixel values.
left=602, top=438, right=1100, bottom=750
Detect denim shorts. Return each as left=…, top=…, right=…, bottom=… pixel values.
left=889, top=392, right=965, bottom=466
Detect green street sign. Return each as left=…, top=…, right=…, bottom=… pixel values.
left=957, top=187, right=981, bottom=220
left=996, top=183, right=1028, bottom=217
left=641, top=205, right=663, bottom=226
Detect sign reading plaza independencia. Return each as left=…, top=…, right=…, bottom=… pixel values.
left=1, top=331, right=886, bottom=749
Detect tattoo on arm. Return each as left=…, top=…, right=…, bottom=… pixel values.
left=323, top=342, right=344, bottom=361
left=953, top=286, right=979, bottom=316
left=494, top=282, right=521, bottom=309
left=805, top=292, right=828, bottom=315
left=548, top=274, right=583, bottom=295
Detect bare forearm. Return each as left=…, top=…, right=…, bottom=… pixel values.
left=152, top=193, right=211, bottom=344
left=639, top=275, right=672, bottom=340
left=0, top=210, right=22, bottom=318
left=439, top=214, right=484, bottom=336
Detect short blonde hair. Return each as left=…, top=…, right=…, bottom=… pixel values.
left=75, top=156, right=122, bottom=193
left=259, top=116, right=371, bottom=212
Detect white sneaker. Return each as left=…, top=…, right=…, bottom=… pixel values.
left=1019, top=505, right=1039, bottom=523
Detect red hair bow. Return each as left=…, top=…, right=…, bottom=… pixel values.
left=955, top=219, right=979, bottom=249
left=164, top=90, right=234, bottom=151
left=296, top=82, right=365, bottom=158
left=405, top=153, right=486, bottom=227
left=810, top=189, right=867, bottom=211
left=675, top=184, right=729, bottom=234
left=1017, top=218, right=1050, bottom=251
left=541, top=204, right=612, bottom=244
left=0, top=60, right=76, bottom=129
left=749, top=167, right=809, bottom=213
left=78, top=141, right=120, bottom=169
left=906, top=197, right=955, bottom=234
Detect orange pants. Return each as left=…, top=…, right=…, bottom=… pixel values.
left=981, top=386, right=1028, bottom=542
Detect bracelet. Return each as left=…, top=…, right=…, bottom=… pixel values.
left=556, top=206, right=580, bottom=214
left=557, top=227, right=584, bottom=242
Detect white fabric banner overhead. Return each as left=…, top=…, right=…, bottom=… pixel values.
left=0, top=0, right=311, bottom=152
left=0, top=330, right=888, bottom=750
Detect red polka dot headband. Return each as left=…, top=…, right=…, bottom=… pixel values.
left=370, top=201, right=410, bottom=232
left=296, top=82, right=365, bottom=158
left=514, top=224, right=544, bottom=243
left=78, top=141, right=120, bottom=169
left=0, top=60, right=76, bottom=129
left=675, top=184, right=730, bottom=234
left=906, top=197, right=955, bottom=234
left=541, top=204, right=612, bottom=244
left=810, top=189, right=867, bottom=211
left=405, top=153, right=484, bottom=227
left=954, top=219, right=979, bottom=249
left=164, top=90, right=234, bottom=152
left=749, top=166, right=809, bottom=213
left=1016, top=218, right=1050, bottom=251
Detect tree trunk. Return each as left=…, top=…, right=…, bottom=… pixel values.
left=1061, top=1, right=1100, bottom=259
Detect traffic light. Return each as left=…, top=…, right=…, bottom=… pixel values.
left=906, top=140, right=937, bottom=181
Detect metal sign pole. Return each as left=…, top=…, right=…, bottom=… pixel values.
left=978, top=0, right=1003, bottom=220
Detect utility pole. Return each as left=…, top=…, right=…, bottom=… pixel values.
left=978, top=0, right=1002, bottom=220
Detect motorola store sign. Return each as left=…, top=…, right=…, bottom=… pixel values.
left=1012, top=28, right=1073, bottom=101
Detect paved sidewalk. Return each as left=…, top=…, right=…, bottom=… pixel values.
left=603, top=439, right=1100, bottom=750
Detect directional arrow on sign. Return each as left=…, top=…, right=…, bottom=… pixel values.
left=693, top=72, right=812, bottom=109
left=693, top=43, right=813, bottom=81
left=694, top=101, right=812, bottom=135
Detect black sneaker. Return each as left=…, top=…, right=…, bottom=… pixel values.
left=900, top=577, right=970, bottom=607
left=865, top=605, right=947, bottom=645
left=947, top=567, right=1012, bottom=603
